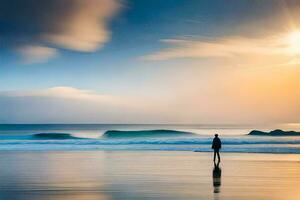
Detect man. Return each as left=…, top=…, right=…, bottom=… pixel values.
left=212, top=134, right=222, bottom=163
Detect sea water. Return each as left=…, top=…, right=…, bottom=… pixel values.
left=0, top=124, right=300, bottom=153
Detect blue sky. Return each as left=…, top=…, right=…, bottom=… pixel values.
left=1, top=0, right=300, bottom=123
left=0, top=0, right=282, bottom=91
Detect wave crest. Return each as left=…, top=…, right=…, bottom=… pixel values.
left=32, top=133, right=84, bottom=140
left=103, top=129, right=194, bottom=138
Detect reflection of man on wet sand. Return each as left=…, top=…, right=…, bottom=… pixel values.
left=213, top=162, right=222, bottom=193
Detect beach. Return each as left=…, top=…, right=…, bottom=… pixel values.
left=3, top=1, right=300, bottom=199
left=0, top=151, right=299, bottom=200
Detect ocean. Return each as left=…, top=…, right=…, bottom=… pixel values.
left=0, top=124, right=300, bottom=153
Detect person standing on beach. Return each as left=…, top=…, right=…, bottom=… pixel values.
left=212, top=134, right=222, bottom=163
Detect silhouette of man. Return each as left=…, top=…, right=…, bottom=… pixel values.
left=212, top=134, right=221, bottom=163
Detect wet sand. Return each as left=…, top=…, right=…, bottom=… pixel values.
left=0, top=151, right=299, bottom=200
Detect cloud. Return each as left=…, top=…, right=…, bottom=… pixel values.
left=0, top=0, right=121, bottom=62
left=17, top=45, right=58, bottom=64
left=42, top=0, right=121, bottom=52
left=1, top=86, right=128, bottom=105
left=1, top=79, right=300, bottom=124
left=3, top=87, right=96, bottom=98
left=0, top=87, right=177, bottom=123
left=140, top=34, right=299, bottom=65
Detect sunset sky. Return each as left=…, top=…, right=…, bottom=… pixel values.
left=1, top=0, right=300, bottom=124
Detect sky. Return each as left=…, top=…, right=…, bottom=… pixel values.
left=1, top=0, right=300, bottom=124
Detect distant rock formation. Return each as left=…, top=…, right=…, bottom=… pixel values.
left=249, top=129, right=300, bottom=136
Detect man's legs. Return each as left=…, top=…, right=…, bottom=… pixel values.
left=217, top=150, right=220, bottom=162
left=214, top=150, right=216, bottom=162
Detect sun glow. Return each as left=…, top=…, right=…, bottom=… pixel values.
left=287, top=31, right=300, bottom=54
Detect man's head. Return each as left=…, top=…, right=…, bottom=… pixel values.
left=215, top=134, right=218, bottom=137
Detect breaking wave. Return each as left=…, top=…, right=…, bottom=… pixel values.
left=0, top=129, right=300, bottom=153
left=103, top=129, right=195, bottom=138
left=32, top=133, right=84, bottom=140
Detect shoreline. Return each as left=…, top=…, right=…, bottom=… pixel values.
left=1, top=150, right=300, bottom=159
left=1, top=149, right=300, bottom=155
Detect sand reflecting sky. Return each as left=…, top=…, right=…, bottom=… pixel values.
left=0, top=151, right=299, bottom=200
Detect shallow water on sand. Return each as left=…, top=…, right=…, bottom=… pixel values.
left=0, top=151, right=299, bottom=200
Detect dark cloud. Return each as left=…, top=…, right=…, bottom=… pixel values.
left=0, top=0, right=121, bottom=63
